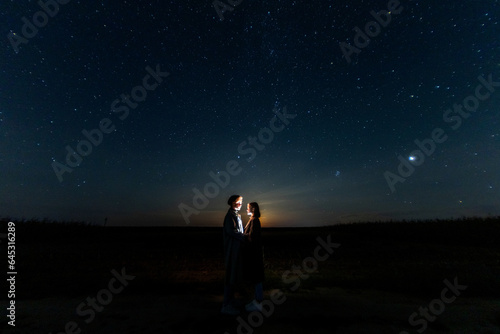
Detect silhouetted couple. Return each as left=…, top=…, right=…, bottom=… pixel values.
left=221, top=195, right=264, bottom=315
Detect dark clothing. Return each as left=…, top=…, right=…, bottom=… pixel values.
left=223, top=208, right=245, bottom=285
left=243, top=217, right=265, bottom=283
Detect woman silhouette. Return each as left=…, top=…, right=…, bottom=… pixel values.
left=243, top=202, right=265, bottom=312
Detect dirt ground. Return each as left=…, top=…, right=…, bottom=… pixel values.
left=2, top=287, right=500, bottom=334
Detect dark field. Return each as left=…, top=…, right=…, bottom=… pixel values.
left=1, top=217, right=500, bottom=333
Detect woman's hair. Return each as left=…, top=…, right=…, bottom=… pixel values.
left=248, top=202, right=261, bottom=218
left=227, top=195, right=242, bottom=206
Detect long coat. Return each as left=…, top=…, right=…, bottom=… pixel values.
left=243, top=217, right=265, bottom=283
left=223, top=208, right=245, bottom=285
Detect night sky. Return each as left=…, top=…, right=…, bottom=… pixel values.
left=1, top=0, right=499, bottom=227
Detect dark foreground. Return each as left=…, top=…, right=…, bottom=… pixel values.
left=1, top=217, right=500, bottom=333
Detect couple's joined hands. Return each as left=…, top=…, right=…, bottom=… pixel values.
left=243, top=233, right=252, bottom=243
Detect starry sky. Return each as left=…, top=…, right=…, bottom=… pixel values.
left=1, top=0, right=499, bottom=227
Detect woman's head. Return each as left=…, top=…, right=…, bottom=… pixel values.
left=227, top=195, right=243, bottom=211
left=247, top=202, right=261, bottom=218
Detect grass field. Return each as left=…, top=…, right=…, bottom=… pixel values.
left=1, top=217, right=500, bottom=333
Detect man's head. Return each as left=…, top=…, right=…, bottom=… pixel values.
left=227, top=195, right=243, bottom=211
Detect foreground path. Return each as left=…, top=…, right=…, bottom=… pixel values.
left=2, top=287, right=499, bottom=334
